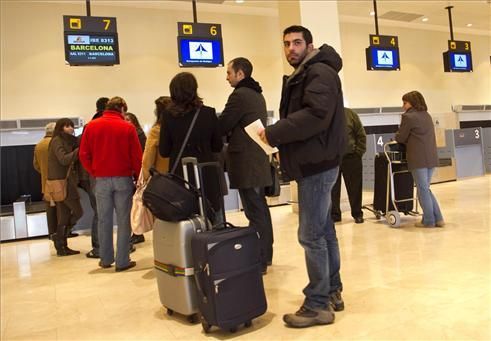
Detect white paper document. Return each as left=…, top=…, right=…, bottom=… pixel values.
left=244, top=119, right=279, bottom=155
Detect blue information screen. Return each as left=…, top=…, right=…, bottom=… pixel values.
left=178, top=38, right=224, bottom=67
left=369, top=47, right=400, bottom=70
left=449, top=52, right=472, bottom=71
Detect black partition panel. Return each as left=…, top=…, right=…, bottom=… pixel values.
left=460, top=120, right=491, bottom=129
left=1, top=145, right=42, bottom=205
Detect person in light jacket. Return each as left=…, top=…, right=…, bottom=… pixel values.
left=395, top=90, right=444, bottom=228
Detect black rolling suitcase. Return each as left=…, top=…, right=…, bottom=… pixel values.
left=188, top=158, right=267, bottom=333
left=373, top=153, right=414, bottom=213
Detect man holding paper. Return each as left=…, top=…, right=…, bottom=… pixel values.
left=218, top=57, right=274, bottom=274
left=259, top=26, right=347, bottom=328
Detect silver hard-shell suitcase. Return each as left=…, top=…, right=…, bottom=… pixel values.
left=152, top=157, right=208, bottom=323
left=153, top=216, right=205, bottom=322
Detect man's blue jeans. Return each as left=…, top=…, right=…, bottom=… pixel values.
left=95, top=177, right=134, bottom=268
left=297, top=167, right=341, bottom=310
left=411, top=168, right=443, bottom=226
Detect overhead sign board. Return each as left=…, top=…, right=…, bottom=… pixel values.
left=63, top=15, right=120, bottom=66
left=177, top=22, right=224, bottom=68
left=366, top=34, right=400, bottom=71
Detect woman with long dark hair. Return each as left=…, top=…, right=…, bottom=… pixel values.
left=124, top=112, right=147, bottom=152
left=159, top=72, right=223, bottom=223
left=395, top=91, right=444, bottom=227
left=141, top=96, right=172, bottom=180
left=48, top=118, right=83, bottom=255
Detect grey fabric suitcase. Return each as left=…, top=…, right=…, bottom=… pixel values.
left=153, top=216, right=205, bottom=322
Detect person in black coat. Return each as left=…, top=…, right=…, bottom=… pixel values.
left=218, top=57, right=274, bottom=273
left=159, top=72, right=223, bottom=222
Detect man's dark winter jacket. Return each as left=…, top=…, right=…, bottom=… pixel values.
left=218, top=77, right=272, bottom=189
left=265, top=44, right=347, bottom=181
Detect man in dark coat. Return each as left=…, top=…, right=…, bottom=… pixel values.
left=218, top=57, right=273, bottom=274
left=259, top=26, right=347, bottom=328
left=331, top=108, right=367, bottom=224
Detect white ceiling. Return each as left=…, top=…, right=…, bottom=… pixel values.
left=337, top=0, right=490, bottom=34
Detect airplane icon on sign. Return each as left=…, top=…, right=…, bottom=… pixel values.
left=195, top=44, right=208, bottom=55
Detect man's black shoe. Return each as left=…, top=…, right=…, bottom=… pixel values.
left=130, top=234, right=145, bottom=244
left=86, top=250, right=99, bottom=259
left=115, top=261, right=136, bottom=272
left=354, top=217, right=364, bottom=224
left=98, top=260, right=112, bottom=269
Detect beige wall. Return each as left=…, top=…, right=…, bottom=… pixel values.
left=0, top=1, right=283, bottom=126
left=1, top=1, right=489, bottom=128
left=339, top=21, right=491, bottom=113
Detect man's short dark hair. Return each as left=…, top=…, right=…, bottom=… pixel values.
left=96, top=97, right=109, bottom=112
left=283, top=25, right=313, bottom=45
left=229, top=57, right=253, bottom=78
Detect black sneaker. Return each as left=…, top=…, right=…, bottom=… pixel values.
left=283, top=305, right=334, bottom=328
left=329, top=290, right=344, bottom=312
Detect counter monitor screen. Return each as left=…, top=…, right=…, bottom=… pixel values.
left=448, top=51, right=473, bottom=72
left=178, top=37, right=224, bottom=67
left=366, top=46, right=400, bottom=71
left=65, top=33, right=120, bottom=66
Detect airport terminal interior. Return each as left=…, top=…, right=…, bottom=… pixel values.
left=1, top=0, right=490, bottom=340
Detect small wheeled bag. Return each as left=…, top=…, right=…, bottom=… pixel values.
left=188, top=158, right=267, bottom=334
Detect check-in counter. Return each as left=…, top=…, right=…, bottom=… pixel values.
left=445, top=128, right=485, bottom=179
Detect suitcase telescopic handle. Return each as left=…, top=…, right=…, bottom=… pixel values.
left=181, top=157, right=206, bottom=220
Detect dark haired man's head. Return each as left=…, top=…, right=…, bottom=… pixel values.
left=227, top=57, right=253, bottom=88
left=282, top=25, right=314, bottom=68
left=96, top=97, right=109, bottom=112
left=106, top=96, right=128, bottom=114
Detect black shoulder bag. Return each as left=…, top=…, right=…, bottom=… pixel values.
left=142, top=108, right=201, bottom=221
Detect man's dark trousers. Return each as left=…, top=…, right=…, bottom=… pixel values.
left=331, top=153, right=363, bottom=220
left=238, top=187, right=273, bottom=266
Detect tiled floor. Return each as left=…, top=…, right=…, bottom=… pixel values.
left=1, top=175, right=490, bottom=340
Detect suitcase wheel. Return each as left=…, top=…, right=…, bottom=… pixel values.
left=387, top=211, right=401, bottom=228
left=229, top=327, right=238, bottom=333
left=187, top=314, right=199, bottom=324
left=201, top=321, right=212, bottom=333
left=166, top=308, right=174, bottom=316
left=375, top=213, right=382, bottom=220
left=244, top=320, right=252, bottom=328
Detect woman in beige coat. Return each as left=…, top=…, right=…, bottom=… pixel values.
left=141, top=96, right=172, bottom=180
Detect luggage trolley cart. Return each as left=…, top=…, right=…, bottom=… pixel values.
left=363, top=141, right=419, bottom=227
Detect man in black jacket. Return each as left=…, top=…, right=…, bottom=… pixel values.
left=260, top=26, right=347, bottom=328
left=331, top=108, right=367, bottom=224
left=218, top=57, right=273, bottom=274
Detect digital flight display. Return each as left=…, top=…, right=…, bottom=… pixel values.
left=65, top=34, right=119, bottom=65
left=178, top=37, right=224, bottom=67
left=366, top=46, right=400, bottom=71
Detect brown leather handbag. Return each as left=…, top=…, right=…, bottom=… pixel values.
left=44, top=162, right=74, bottom=204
